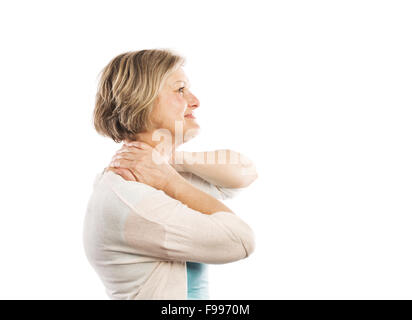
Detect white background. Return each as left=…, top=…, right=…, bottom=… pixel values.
left=0, top=0, right=411, bottom=299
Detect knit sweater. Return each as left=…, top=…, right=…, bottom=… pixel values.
left=82, top=169, right=255, bottom=299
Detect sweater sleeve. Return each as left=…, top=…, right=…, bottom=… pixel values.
left=109, top=180, right=255, bottom=264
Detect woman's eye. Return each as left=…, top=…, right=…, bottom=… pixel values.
left=178, top=87, right=185, bottom=94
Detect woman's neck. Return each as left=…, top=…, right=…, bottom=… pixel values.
left=125, top=131, right=181, bottom=161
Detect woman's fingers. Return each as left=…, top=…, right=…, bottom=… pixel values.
left=112, top=152, right=137, bottom=162
left=107, top=142, right=152, bottom=181
left=115, top=144, right=148, bottom=159
left=110, top=157, right=135, bottom=169
left=117, top=144, right=149, bottom=156
left=124, top=140, right=152, bottom=150
left=109, top=167, right=137, bottom=182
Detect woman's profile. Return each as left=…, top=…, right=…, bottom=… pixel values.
left=83, top=49, right=258, bottom=300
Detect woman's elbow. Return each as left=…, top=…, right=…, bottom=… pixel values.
left=208, top=212, right=256, bottom=263
left=221, top=219, right=256, bottom=262
left=236, top=165, right=258, bottom=188
left=239, top=224, right=256, bottom=258
left=212, top=234, right=255, bottom=264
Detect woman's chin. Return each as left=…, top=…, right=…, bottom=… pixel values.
left=184, top=118, right=200, bottom=129
left=183, top=126, right=200, bottom=142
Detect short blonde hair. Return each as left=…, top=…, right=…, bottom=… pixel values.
left=93, top=49, right=186, bottom=143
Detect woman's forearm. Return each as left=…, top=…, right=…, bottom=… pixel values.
left=172, top=149, right=257, bottom=188
left=164, top=173, right=234, bottom=215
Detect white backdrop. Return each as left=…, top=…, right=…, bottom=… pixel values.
left=0, top=0, right=411, bottom=299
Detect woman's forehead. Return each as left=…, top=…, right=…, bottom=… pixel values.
left=168, top=68, right=190, bottom=86
left=168, top=78, right=191, bottom=89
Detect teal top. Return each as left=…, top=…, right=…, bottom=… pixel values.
left=186, top=262, right=209, bottom=299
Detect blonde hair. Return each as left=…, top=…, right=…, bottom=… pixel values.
left=93, top=49, right=186, bottom=143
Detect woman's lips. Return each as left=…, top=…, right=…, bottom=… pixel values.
left=184, top=114, right=196, bottom=119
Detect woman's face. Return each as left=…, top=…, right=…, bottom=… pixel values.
left=149, top=67, right=200, bottom=143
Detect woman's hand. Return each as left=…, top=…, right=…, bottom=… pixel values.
left=107, top=141, right=180, bottom=191
left=105, top=166, right=136, bottom=181
left=168, top=149, right=185, bottom=172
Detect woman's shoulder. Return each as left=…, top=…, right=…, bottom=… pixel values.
left=89, top=169, right=164, bottom=210
left=94, top=169, right=161, bottom=195
left=85, top=169, right=174, bottom=234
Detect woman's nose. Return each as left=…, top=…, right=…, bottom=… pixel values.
left=187, top=92, right=200, bottom=109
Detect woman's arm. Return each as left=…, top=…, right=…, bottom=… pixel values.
left=105, top=141, right=255, bottom=264
left=107, top=142, right=234, bottom=215
left=163, top=172, right=234, bottom=215
left=109, top=175, right=255, bottom=264
left=107, top=165, right=233, bottom=215
left=170, top=149, right=258, bottom=188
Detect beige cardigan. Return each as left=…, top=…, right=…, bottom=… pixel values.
left=83, top=169, right=255, bottom=299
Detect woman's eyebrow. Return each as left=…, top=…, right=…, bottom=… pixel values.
left=173, top=80, right=191, bottom=87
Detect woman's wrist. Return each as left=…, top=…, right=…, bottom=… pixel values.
left=170, top=150, right=186, bottom=172
left=163, top=172, right=188, bottom=199
left=163, top=171, right=233, bottom=215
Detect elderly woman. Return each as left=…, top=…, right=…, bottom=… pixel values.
left=83, top=49, right=257, bottom=300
